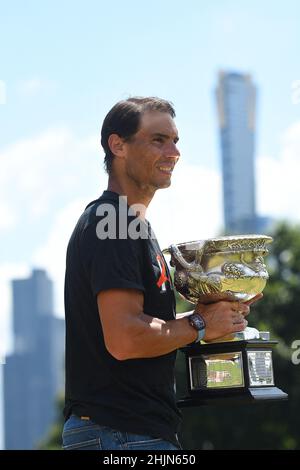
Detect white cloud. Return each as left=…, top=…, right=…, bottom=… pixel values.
left=217, top=15, right=235, bottom=35
left=148, top=163, right=222, bottom=249
left=0, top=127, right=105, bottom=227
left=257, top=121, right=300, bottom=221
left=0, top=127, right=106, bottom=353
left=17, top=78, right=56, bottom=97
left=0, top=203, right=16, bottom=231
left=32, top=199, right=89, bottom=317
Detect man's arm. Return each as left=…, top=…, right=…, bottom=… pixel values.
left=97, top=289, right=251, bottom=360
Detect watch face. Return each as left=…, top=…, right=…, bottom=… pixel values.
left=190, top=314, right=205, bottom=330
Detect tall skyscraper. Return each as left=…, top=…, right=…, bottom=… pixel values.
left=3, top=269, right=64, bottom=449
left=216, top=71, right=257, bottom=234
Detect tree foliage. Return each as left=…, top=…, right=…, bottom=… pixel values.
left=38, top=393, right=64, bottom=450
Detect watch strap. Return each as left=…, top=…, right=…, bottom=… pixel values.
left=196, top=327, right=206, bottom=342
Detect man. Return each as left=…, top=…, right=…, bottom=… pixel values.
left=62, top=97, right=256, bottom=451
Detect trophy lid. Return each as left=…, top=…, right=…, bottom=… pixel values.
left=175, top=234, right=273, bottom=255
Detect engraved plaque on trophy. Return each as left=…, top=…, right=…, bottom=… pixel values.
left=164, top=235, right=288, bottom=406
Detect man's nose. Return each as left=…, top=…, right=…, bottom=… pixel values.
left=165, top=142, right=180, bottom=161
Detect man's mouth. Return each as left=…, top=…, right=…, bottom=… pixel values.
left=157, top=165, right=174, bottom=175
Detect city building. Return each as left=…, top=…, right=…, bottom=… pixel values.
left=3, top=269, right=64, bottom=449
left=216, top=70, right=258, bottom=234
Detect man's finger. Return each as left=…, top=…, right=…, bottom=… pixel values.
left=232, top=319, right=248, bottom=331
left=244, top=293, right=263, bottom=306
left=232, top=302, right=250, bottom=315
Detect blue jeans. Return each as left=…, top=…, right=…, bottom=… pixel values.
left=62, top=414, right=181, bottom=450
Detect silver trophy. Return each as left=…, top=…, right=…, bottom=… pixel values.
left=164, top=235, right=287, bottom=405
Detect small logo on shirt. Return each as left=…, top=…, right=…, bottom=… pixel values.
left=156, top=254, right=170, bottom=292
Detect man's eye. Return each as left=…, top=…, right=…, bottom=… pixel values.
left=153, top=138, right=164, bottom=143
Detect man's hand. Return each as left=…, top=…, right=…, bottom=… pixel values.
left=194, top=293, right=263, bottom=342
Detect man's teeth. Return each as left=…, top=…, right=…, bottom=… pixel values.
left=159, top=166, right=172, bottom=172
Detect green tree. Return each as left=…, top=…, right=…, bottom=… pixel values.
left=38, top=393, right=64, bottom=450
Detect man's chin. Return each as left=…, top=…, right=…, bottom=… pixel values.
left=157, top=183, right=171, bottom=191
left=148, top=177, right=172, bottom=192
left=156, top=177, right=172, bottom=189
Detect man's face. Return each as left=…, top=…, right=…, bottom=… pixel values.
left=123, top=111, right=180, bottom=190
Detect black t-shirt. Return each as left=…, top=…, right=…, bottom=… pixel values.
left=64, top=190, right=182, bottom=446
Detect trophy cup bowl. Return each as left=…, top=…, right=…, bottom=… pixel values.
left=163, top=234, right=288, bottom=405
left=164, top=234, right=273, bottom=305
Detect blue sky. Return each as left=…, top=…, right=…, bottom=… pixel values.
left=1, top=0, right=300, bottom=448
left=1, top=0, right=300, bottom=159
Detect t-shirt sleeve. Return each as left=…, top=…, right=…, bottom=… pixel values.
left=80, top=224, right=145, bottom=297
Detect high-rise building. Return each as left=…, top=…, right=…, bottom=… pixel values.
left=216, top=71, right=258, bottom=234
left=3, top=269, right=64, bottom=450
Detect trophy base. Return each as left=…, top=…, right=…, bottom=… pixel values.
left=177, top=338, right=288, bottom=407
left=177, top=386, right=288, bottom=407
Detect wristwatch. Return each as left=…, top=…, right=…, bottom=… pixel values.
left=188, top=313, right=206, bottom=342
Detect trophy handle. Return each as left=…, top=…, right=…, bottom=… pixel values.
left=167, top=244, right=204, bottom=273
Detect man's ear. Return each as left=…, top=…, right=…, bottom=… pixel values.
left=108, top=134, right=126, bottom=159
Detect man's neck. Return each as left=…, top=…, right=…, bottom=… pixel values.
left=107, top=177, right=155, bottom=219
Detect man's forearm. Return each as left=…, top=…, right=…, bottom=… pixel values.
left=107, top=295, right=251, bottom=360
left=117, top=312, right=197, bottom=360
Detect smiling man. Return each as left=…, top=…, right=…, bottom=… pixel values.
left=62, top=97, right=251, bottom=451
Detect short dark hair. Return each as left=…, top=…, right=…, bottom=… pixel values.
left=101, top=96, right=176, bottom=174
